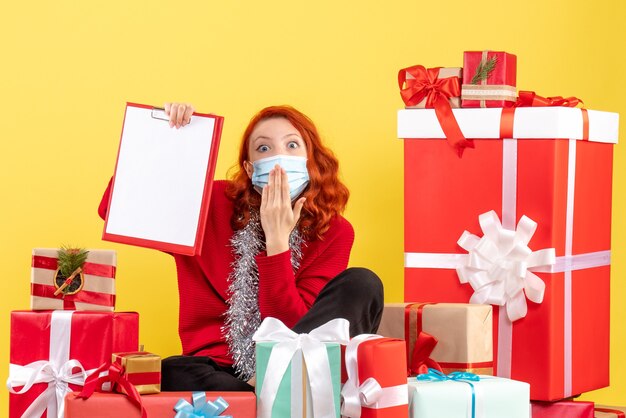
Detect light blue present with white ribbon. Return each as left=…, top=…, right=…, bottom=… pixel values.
left=253, top=317, right=348, bottom=418
left=408, top=369, right=530, bottom=418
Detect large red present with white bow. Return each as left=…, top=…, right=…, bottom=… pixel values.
left=398, top=105, right=618, bottom=400
left=8, top=310, right=139, bottom=418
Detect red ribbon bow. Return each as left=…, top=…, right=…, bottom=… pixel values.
left=501, top=91, right=588, bottom=140
left=409, top=331, right=443, bottom=376
left=399, top=65, right=473, bottom=157
left=516, top=90, right=583, bottom=108
left=78, top=362, right=147, bottom=418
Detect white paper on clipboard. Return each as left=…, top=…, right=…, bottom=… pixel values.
left=103, top=103, right=222, bottom=254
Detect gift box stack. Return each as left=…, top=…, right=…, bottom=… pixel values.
left=394, top=50, right=620, bottom=417
left=7, top=248, right=256, bottom=418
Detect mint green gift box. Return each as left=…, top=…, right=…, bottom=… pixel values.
left=255, top=341, right=342, bottom=418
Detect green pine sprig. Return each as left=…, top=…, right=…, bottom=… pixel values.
left=57, top=246, right=89, bottom=278
left=471, top=56, right=498, bottom=84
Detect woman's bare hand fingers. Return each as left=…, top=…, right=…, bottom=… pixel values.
left=164, top=102, right=195, bottom=128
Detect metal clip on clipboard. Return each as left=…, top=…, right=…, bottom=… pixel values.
left=151, top=107, right=170, bottom=121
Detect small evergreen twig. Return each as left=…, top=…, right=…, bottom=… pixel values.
left=57, top=245, right=89, bottom=278
left=471, top=56, right=498, bottom=84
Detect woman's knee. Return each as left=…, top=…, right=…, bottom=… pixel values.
left=334, top=267, right=384, bottom=301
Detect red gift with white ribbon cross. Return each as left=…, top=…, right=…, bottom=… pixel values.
left=341, top=335, right=408, bottom=418
left=30, top=248, right=117, bottom=311
left=398, top=105, right=618, bottom=400
left=8, top=310, right=139, bottom=418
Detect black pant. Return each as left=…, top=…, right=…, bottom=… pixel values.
left=161, top=267, right=384, bottom=392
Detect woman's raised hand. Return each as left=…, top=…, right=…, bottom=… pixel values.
left=260, top=165, right=306, bottom=256
left=164, top=102, right=195, bottom=128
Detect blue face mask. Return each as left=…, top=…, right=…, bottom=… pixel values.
left=250, top=155, right=310, bottom=200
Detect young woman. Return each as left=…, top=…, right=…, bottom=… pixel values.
left=98, top=103, right=383, bottom=391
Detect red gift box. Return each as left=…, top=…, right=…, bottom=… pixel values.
left=461, top=50, right=517, bottom=108
left=31, top=248, right=117, bottom=311
left=65, top=391, right=256, bottom=418
left=532, top=400, right=594, bottom=418
left=341, top=336, right=408, bottom=418
left=398, top=106, right=618, bottom=400
left=8, top=310, right=139, bottom=418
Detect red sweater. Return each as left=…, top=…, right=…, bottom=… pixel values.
left=98, top=179, right=354, bottom=366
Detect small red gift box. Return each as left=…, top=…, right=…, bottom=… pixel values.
left=341, top=336, right=408, bottom=418
left=461, top=50, right=517, bottom=108
left=31, top=248, right=117, bottom=311
left=8, top=310, right=139, bottom=418
left=64, top=391, right=257, bottom=418
left=532, top=400, right=594, bottom=418
left=398, top=106, right=618, bottom=400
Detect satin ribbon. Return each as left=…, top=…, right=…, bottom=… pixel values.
left=417, top=369, right=480, bottom=418
left=252, top=317, right=349, bottom=418
left=456, top=210, right=556, bottom=322
left=500, top=93, right=589, bottom=140
left=410, top=331, right=443, bottom=375
left=78, top=362, right=147, bottom=418
left=596, top=408, right=626, bottom=418
left=404, top=303, right=442, bottom=375
left=31, top=283, right=116, bottom=309
left=399, top=65, right=472, bottom=156
left=516, top=91, right=583, bottom=108
left=33, top=255, right=117, bottom=278
left=341, top=334, right=409, bottom=418
left=6, top=311, right=96, bottom=418
left=174, top=392, right=232, bottom=418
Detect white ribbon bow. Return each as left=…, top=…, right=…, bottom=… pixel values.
left=252, top=317, right=350, bottom=418
left=8, top=360, right=92, bottom=418
left=456, top=210, right=556, bottom=322
left=341, top=334, right=408, bottom=418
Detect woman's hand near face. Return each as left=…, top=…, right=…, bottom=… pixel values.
left=261, top=165, right=306, bottom=256
left=164, top=102, right=195, bottom=128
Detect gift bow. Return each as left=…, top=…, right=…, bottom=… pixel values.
left=341, top=334, right=409, bottom=418
left=456, top=210, right=556, bottom=322
left=7, top=359, right=92, bottom=418
left=398, top=65, right=472, bottom=156
left=78, top=361, right=147, bottom=418
left=174, top=392, right=232, bottom=418
left=252, top=317, right=350, bottom=418
left=516, top=90, right=583, bottom=108
left=409, top=331, right=443, bottom=376
left=418, top=369, right=480, bottom=418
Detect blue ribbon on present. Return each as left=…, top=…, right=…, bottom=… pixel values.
left=174, top=392, right=233, bottom=418
left=417, top=368, right=480, bottom=418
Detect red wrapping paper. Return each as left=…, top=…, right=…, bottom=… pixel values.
left=9, top=310, right=139, bottom=418
left=343, top=337, right=408, bottom=418
left=532, top=400, right=594, bottom=418
left=461, top=50, right=517, bottom=108
left=400, top=108, right=616, bottom=400
left=64, top=391, right=257, bottom=418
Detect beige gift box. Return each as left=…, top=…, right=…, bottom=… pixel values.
left=377, top=302, right=493, bottom=375
left=403, top=67, right=462, bottom=109
left=31, top=248, right=116, bottom=311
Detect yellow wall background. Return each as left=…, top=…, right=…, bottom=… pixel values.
left=1, top=0, right=624, bottom=411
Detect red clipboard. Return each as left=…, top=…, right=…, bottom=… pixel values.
left=102, top=102, right=223, bottom=255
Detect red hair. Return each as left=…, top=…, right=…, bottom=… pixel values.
left=226, top=105, right=349, bottom=241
